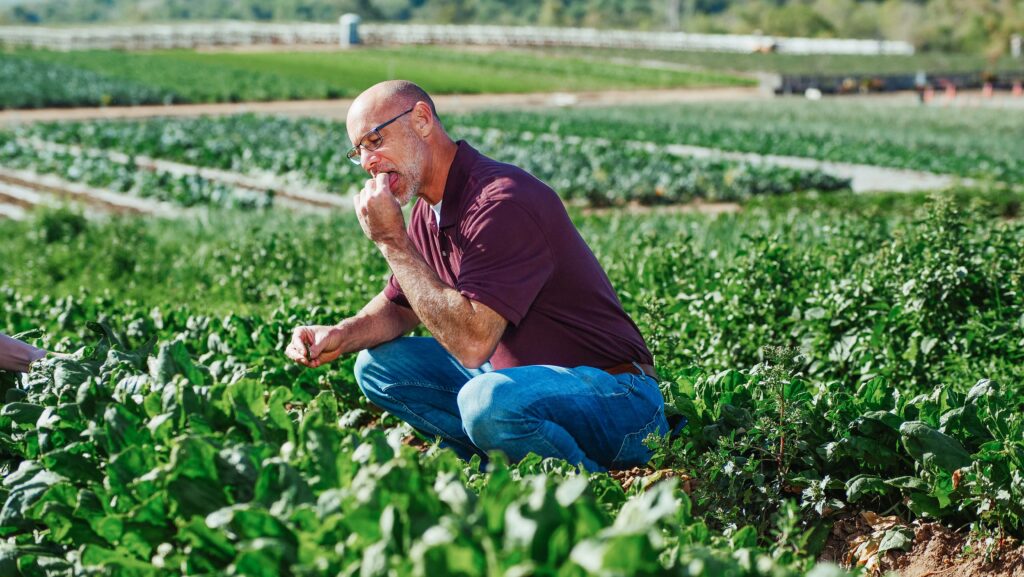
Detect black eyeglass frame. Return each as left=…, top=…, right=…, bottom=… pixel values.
left=346, top=106, right=416, bottom=165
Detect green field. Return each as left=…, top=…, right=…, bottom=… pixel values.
left=0, top=46, right=754, bottom=109
left=2, top=82, right=1023, bottom=575
left=533, top=46, right=1024, bottom=76
left=1, top=190, right=1023, bottom=575
left=459, top=100, right=1024, bottom=181
left=4, top=114, right=849, bottom=209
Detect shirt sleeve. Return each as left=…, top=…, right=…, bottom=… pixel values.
left=456, top=200, right=554, bottom=326
left=384, top=274, right=410, bottom=308
left=0, top=333, right=46, bottom=373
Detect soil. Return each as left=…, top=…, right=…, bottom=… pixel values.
left=820, top=512, right=1024, bottom=577
left=0, top=166, right=181, bottom=217
left=0, top=189, right=34, bottom=209
left=887, top=524, right=1024, bottom=577
left=607, top=466, right=694, bottom=494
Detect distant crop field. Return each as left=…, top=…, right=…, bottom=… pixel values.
left=531, top=46, right=1023, bottom=76
left=458, top=100, right=1024, bottom=182
left=0, top=46, right=754, bottom=109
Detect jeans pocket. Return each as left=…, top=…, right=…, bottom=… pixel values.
left=611, top=407, right=667, bottom=470
left=574, top=366, right=634, bottom=399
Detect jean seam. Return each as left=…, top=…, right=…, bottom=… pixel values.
left=611, top=407, right=662, bottom=467
left=379, top=379, right=461, bottom=394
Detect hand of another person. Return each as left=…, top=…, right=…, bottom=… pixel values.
left=285, top=325, right=344, bottom=368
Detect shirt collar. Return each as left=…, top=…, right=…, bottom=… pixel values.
left=437, top=140, right=476, bottom=229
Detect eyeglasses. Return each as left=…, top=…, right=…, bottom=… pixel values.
left=346, top=106, right=415, bottom=165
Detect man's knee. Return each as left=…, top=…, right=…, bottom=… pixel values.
left=353, top=348, right=377, bottom=395
left=353, top=341, right=404, bottom=401
left=457, top=372, right=520, bottom=449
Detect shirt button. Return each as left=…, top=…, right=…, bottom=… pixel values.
left=442, top=251, right=448, bottom=257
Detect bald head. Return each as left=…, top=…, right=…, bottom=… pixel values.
left=345, top=80, right=457, bottom=206
left=349, top=80, right=438, bottom=125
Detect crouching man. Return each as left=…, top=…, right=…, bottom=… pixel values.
left=285, top=80, right=667, bottom=471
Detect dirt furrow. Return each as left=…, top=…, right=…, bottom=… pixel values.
left=22, top=139, right=348, bottom=209
left=0, top=166, right=182, bottom=217
left=0, top=201, right=27, bottom=220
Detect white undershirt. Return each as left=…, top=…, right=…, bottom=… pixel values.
left=431, top=201, right=442, bottom=226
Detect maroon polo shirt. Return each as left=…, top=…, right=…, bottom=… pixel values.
left=384, top=141, right=653, bottom=371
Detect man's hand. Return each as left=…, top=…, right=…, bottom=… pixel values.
left=355, top=173, right=406, bottom=245
left=285, top=325, right=344, bottom=368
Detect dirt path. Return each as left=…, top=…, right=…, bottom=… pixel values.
left=657, top=143, right=970, bottom=194
left=21, top=139, right=348, bottom=209
left=0, top=166, right=183, bottom=217
left=0, top=87, right=763, bottom=124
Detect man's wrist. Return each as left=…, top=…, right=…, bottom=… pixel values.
left=375, top=232, right=412, bottom=255
left=26, top=350, right=47, bottom=373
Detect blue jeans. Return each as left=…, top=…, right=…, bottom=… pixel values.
left=353, top=337, right=668, bottom=472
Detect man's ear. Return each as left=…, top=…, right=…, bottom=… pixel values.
left=413, top=101, right=434, bottom=137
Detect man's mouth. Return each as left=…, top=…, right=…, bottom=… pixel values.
left=373, top=170, right=400, bottom=191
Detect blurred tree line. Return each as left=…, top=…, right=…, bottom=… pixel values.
left=1, top=0, right=1021, bottom=56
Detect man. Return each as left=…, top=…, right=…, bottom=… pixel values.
left=285, top=80, right=667, bottom=471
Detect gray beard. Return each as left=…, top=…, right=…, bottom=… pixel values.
left=396, top=154, right=424, bottom=206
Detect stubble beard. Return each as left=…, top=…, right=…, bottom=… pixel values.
left=394, top=153, right=424, bottom=206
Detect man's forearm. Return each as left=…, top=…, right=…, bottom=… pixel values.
left=0, top=333, right=46, bottom=373
left=377, top=236, right=493, bottom=365
left=335, top=292, right=419, bottom=354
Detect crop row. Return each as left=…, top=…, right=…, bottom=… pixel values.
left=0, top=136, right=272, bottom=210
left=14, top=116, right=851, bottom=207
left=537, top=46, right=1023, bottom=75
left=0, top=56, right=170, bottom=109
left=458, top=101, right=1024, bottom=183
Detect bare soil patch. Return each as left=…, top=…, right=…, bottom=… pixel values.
left=608, top=466, right=694, bottom=494
left=0, top=189, right=34, bottom=209
left=0, top=167, right=181, bottom=217
left=820, top=512, right=1024, bottom=577
left=887, top=524, right=1024, bottom=577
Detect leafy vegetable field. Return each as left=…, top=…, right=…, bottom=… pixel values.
left=1, top=191, right=1022, bottom=575
left=0, top=47, right=753, bottom=110
left=532, top=47, right=1023, bottom=76
left=459, top=101, right=1024, bottom=183
left=4, top=115, right=850, bottom=209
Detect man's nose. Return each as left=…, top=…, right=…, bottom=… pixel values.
left=360, top=148, right=379, bottom=173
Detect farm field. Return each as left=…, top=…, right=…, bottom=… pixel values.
left=1, top=190, right=1023, bottom=575
left=531, top=47, right=1024, bottom=76
left=0, top=66, right=1023, bottom=576
left=0, top=47, right=754, bottom=109
left=458, top=100, right=1024, bottom=182
left=0, top=113, right=852, bottom=210
left=7, top=98, right=1016, bottom=214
